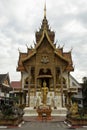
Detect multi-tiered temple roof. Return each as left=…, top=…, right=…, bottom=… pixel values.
left=17, top=5, right=74, bottom=72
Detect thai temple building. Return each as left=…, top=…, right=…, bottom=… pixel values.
left=16, top=5, right=82, bottom=116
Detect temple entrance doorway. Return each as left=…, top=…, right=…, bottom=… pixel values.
left=38, top=68, right=52, bottom=90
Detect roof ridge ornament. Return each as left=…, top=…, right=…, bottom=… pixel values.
left=44, top=1, right=46, bottom=18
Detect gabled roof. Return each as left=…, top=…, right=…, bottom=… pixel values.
left=36, top=30, right=55, bottom=50
left=0, top=73, right=12, bottom=91
left=63, top=52, right=73, bottom=64
left=11, top=81, right=21, bottom=90
left=54, top=50, right=69, bottom=63
left=22, top=50, right=36, bottom=63
left=0, top=73, right=10, bottom=85
left=0, top=74, right=8, bottom=84
left=17, top=6, right=74, bottom=72
left=70, top=74, right=82, bottom=88
left=17, top=52, right=27, bottom=71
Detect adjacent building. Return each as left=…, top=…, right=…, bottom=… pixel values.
left=0, top=73, right=12, bottom=104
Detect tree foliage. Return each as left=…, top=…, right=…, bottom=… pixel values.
left=82, top=77, right=87, bottom=107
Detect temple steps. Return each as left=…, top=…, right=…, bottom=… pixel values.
left=23, top=107, right=67, bottom=117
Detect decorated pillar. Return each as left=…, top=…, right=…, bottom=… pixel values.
left=54, top=66, right=56, bottom=96
left=28, top=66, right=31, bottom=107
left=60, top=67, right=63, bottom=107
left=68, top=72, right=71, bottom=105
left=34, top=67, right=37, bottom=96
left=34, top=59, right=38, bottom=97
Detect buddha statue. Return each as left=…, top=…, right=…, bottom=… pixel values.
left=42, top=81, right=48, bottom=105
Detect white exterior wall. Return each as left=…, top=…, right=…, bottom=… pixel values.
left=70, top=76, right=80, bottom=89
left=6, top=93, right=9, bottom=97
left=63, top=72, right=69, bottom=88
left=21, top=72, right=28, bottom=89
left=1, top=92, right=4, bottom=97
left=29, top=91, right=62, bottom=108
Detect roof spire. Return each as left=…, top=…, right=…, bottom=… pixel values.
left=44, top=1, right=46, bottom=18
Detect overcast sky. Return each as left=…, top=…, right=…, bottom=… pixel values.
left=0, top=0, right=87, bottom=83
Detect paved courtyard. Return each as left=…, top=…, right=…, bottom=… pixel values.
left=0, top=122, right=70, bottom=130
left=0, top=121, right=87, bottom=130
left=19, top=121, right=68, bottom=130
left=0, top=116, right=87, bottom=130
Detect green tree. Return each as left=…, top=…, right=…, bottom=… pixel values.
left=82, top=77, right=87, bottom=107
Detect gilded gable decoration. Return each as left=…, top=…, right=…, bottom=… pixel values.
left=41, top=55, right=49, bottom=64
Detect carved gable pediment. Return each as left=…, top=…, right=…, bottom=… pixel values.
left=37, top=35, right=54, bottom=54
left=3, top=79, right=9, bottom=85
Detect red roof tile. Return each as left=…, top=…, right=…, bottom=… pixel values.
left=11, top=81, right=21, bottom=89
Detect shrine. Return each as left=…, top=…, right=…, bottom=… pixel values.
left=16, top=4, right=82, bottom=117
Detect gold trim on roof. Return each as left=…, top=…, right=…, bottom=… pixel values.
left=36, top=30, right=55, bottom=49
left=54, top=51, right=69, bottom=63
left=22, top=51, right=36, bottom=62
left=44, top=2, right=46, bottom=18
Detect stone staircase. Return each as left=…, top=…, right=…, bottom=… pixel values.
left=51, top=107, right=67, bottom=116
left=23, top=107, right=38, bottom=116
left=23, top=107, right=67, bottom=117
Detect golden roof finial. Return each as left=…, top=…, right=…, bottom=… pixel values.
left=44, top=1, right=46, bottom=18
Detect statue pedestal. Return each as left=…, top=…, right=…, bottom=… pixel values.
left=37, top=105, right=52, bottom=120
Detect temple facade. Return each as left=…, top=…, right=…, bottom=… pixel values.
left=16, top=6, right=82, bottom=115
